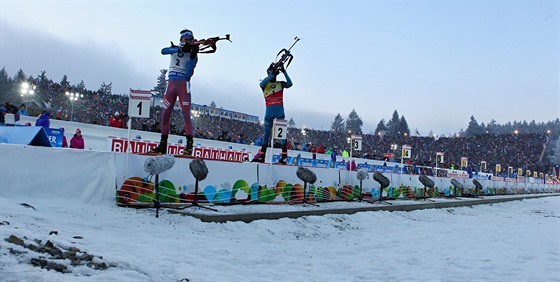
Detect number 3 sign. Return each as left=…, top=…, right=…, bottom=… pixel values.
left=351, top=134, right=362, bottom=151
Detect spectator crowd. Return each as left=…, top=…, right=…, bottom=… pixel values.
left=7, top=78, right=557, bottom=176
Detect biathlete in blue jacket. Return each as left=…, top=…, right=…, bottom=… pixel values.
left=151, top=29, right=199, bottom=155
left=252, top=63, right=293, bottom=164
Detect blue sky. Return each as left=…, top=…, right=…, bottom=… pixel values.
left=1, top=1, right=558, bottom=135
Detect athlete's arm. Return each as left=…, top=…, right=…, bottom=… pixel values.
left=260, top=73, right=275, bottom=89
left=161, top=47, right=180, bottom=55
left=185, top=56, right=198, bottom=81
left=282, top=70, right=293, bottom=88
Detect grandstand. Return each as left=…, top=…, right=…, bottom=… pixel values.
left=151, top=96, right=260, bottom=124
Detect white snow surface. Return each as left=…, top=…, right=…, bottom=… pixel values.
left=1, top=195, right=559, bottom=282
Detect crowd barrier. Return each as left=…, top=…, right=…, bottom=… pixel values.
left=115, top=152, right=560, bottom=206
left=2, top=138, right=557, bottom=209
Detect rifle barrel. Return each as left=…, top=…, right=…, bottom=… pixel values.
left=287, top=37, right=300, bottom=51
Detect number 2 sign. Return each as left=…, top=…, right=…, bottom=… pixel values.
left=273, top=119, right=287, bottom=140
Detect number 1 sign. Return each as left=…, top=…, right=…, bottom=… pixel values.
left=128, top=89, right=152, bottom=118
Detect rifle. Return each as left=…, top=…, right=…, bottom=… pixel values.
left=194, top=34, right=231, bottom=54
left=171, top=34, right=231, bottom=54
left=269, top=36, right=300, bottom=73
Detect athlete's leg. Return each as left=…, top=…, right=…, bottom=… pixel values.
left=177, top=81, right=194, bottom=155
left=276, top=108, right=288, bottom=164
left=151, top=81, right=178, bottom=153
left=161, top=81, right=180, bottom=136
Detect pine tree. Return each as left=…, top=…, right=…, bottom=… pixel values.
left=37, top=71, right=48, bottom=86
left=76, top=80, right=86, bottom=93
left=465, top=115, right=483, bottom=136
left=331, top=113, right=345, bottom=134
left=153, top=69, right=167, bottom=97
left=210, top=101, right=216, bottom=108
left=386, top=110, right=400, bottom=137
left=0, top=67, right=14, bottom=102
left=548, top=137, right=560, bottom=164
left=399, top=116, right=410, bottom=137
left=345, top=109, right=363, bottom=134
left=14, top=69, right=26, bottom=82
left=487, top=119, right=498, bottom=134
left=60, top=75, right=70, bottom=90
left=374, top=119, right=387, bottom=135
left=0, top=67, right=10, bottom=85
left=98, top=82, right=112, bottom=95
left=288, top=117, right=296, bottom=128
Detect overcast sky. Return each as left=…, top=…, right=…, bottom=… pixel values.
left=1, top=1, right=558, bottom=135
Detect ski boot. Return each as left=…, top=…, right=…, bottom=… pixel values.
left=251, top=151, right=266, bottom=163
left=149, top=135, right=168, bottom=154
left=278, top=153, right=288, bottom=165
left=183, top=136, right=194, bottom=156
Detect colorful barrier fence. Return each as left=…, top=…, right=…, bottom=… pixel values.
left=115, top=153, right=560, bottom=206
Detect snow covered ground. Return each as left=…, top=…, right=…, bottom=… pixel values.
left=2, top=118, right=559, bottom=281
left=1, top=195, right=559, bottom=281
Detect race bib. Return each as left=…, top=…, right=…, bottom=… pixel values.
left=169, top=52, right=188, bottom=74
left=263, top=82, right=283, bottom=98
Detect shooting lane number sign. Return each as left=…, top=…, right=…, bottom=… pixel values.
left=351, top=134, right=362, bottom=151
left=461, top=157, right=468, bottom=168
left=128, top=89, right=152, bottom=118
left=436, top=152, right=444, bottom=164
left=402, top=145, right=411, bottom=159
left=273, top=119, right=287, bottom=140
